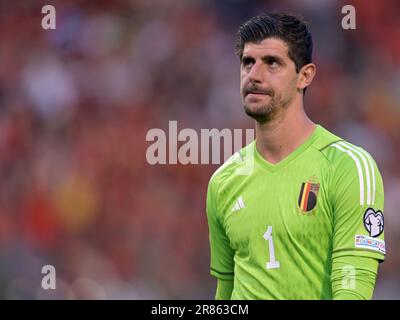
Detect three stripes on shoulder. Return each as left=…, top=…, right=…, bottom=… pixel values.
left=331, top=141, right=377, bottom=206
left=232, top=196, right=245, bottom=212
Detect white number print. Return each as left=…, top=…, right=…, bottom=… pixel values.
left=263, top=226, right=280, bottom=269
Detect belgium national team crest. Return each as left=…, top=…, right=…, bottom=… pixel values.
left=298, top=182, right=320, bottom=213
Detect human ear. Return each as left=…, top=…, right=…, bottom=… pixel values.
left=298, top=63, right=316, bottom=91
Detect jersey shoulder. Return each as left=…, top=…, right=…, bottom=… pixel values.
left=315, top=126, right=383, bottom=205
left=316, top=126, right=379, bottom=172
left=208, top=141, right=255, bottom=187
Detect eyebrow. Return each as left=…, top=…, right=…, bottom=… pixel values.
left=241, top=54, right=285, bottom=65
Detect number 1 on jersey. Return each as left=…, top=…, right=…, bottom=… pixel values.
left=263, top=226, right=280, bottom=269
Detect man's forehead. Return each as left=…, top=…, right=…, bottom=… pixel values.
left=243, top=38, right=289, bottom=58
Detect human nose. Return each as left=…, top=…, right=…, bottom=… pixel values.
left=247, top=61, right=264, bottom=84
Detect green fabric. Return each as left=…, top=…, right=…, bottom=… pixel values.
left=332, top=255, right=379, bottom=299
left=215, top=279, right=234, bottom=300
left=206, top=125, right=385, bottom=299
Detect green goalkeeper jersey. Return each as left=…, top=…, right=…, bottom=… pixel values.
left=206, top=124, right=385, bottom=300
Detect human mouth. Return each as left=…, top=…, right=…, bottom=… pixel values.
left=245, top=87, right=272, bottom=97
left=245, top=91, right=272, bottom=101
left=247, top=91, right=268, bottom=96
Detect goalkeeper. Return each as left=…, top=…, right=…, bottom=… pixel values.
left=206, top=13, right=385, bottom=300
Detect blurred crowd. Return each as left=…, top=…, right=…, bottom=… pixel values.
left=0, top=0, right=399, bottom=299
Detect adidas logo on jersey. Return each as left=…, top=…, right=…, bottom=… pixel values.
left=232, top=196, right=245, bottom=212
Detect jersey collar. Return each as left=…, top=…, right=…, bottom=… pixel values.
left=253, top=124, right=322, bottom=173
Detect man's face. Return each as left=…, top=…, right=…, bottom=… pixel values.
left=240, top=37, right=299, bottom=123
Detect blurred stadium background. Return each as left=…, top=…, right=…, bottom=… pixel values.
left=0, top=0, right=399, bottom=299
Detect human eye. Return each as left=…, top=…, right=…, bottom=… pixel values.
left=267, top=58, right=280, bottom=70
left=241, top=56, right=254, bottom=68
left=263, top=56, right=282, bottom=71
left=270, top=61, right=279, bottom=68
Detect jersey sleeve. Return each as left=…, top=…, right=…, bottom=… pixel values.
left=330, top=143, right=386, bottom=261
left=331, top=255, right=379, bottom=299
left=206, top=176, right=235, bottom=280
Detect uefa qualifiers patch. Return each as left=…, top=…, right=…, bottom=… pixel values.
left=363, top=208, right=384, bottom=237
left=355, top=235, right=386, bottom=254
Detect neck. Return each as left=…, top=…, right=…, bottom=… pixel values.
left=255, top=100, right=316, bottom=164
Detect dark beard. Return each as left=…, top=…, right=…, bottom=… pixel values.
left=244, top=93, right=291, bottom=124
left=244, top=103, right=276, bottom=123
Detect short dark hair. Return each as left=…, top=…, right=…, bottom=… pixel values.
left=235, top=13, right=313, bottom=73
